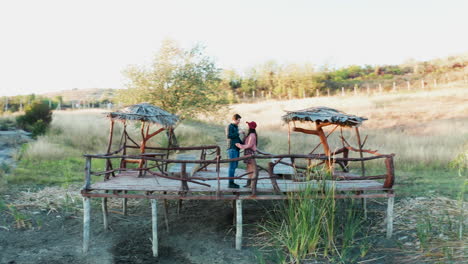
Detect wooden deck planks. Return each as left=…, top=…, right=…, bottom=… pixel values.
left=89, top=168, right=385, bottom=193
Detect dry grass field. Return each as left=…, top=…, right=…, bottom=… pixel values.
left=224, top=83, right=468, bottom=199
left=1, top=83, right=466, bottom=263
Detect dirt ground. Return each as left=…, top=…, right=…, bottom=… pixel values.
left=0, top=189, right=270, bottom=264
left=1, top=185, right=448, bottom=264
left=1, top=185, right=467, bottom=264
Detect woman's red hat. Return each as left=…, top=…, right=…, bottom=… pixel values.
left=246, top=121, right=257, bottom=129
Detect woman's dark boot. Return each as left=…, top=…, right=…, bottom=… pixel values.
left=243, top=179, right=251, bottom=188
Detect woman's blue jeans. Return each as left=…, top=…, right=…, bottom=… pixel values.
left=227, top=148, right=239, bottom=181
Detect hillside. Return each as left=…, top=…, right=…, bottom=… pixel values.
left=41, top=88, right=118, bottom=102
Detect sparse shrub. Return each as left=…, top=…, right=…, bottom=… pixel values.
left=16, top=101, right=52, bottom=137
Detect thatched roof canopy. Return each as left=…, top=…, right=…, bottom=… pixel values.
left=107, top=103, right=179, bottom=127
left=282, top=106, right=367, bottom=127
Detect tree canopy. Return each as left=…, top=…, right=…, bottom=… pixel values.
left=117, top=40, right=228, bottom=119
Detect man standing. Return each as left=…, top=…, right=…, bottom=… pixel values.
left=226, top=114, right=243, bottom=188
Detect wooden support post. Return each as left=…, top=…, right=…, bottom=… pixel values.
left=121, top=124, right=128, bottom=169
left=386, top=196, right=394, bottom=239
left=83, top=197, right=91, bottom=253
left=85, top=157, right=91, bottom=190
left=316, top=124, right=332, bottom=172
left=342, top=148, right=349, bottom=172
left=105, top=120, right=115, bottom=179
left=251, top=161, right=258, bottom=196
left=216, top=155, right=221, bottom=198
left=287, top=123, right=291, bottom=154
left=122, top=190, right=128, bottom=216
left=355, top=127, right=365, bottom=176
left=102, top=196, right=108, bottom=230
left=235, top=200, right=243, bottom=250
left=181, top=163, right=189, bottom=192
left=151, top=199, right=158, bottom=257
left=383, top=156, right=395, bottom=188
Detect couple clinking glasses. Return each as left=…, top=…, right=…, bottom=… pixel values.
left=226, top=114, right=258, bottom=189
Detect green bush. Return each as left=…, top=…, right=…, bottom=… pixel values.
left=16, top=101, right=52, bottom=137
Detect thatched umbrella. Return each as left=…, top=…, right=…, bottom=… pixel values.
left=282, top=106, right=367, bottom=172
left=107, top=103, right=179, bottom=128
left=105, top=103, right=179, bottom=172
left=282, top=106, right=367, bottom=127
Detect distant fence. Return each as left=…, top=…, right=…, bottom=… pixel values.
left=235, top=71, right=468, bottom=103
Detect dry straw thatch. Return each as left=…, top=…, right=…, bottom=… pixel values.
left=282, top=106, right=367, bottom=127
left=107, top=103, right=179, bottom=127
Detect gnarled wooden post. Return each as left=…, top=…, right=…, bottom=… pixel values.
left=268, top=162, right=281, bottom=193
left=383, top=155, right=395, bottom=188
left=105, top=120, right=115, bottom=179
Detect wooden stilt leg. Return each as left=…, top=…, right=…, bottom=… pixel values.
left=235, top=200, right=243, bottom=250
left=102, top=197, right=108, bottom=230
left=232, top=200, right=236, bottom=225
left=386, top=196, right=394, bottom=239
left=83, top=197, right=91, bottom=253
left=122, top=190, right=128, bottom=216
left=163, top=199, right=169, bottom=232
left=362, top=197, right=367, bottom=220
left=151, top=199, right=158, bottom=257
left=177, top=200, right=182, bottom=214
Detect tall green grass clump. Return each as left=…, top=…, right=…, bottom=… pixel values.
left=259, top=168, right=364, bottom=263
left=449, top=145, right=467, bottom=240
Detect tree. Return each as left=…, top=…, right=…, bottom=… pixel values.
left=118, top=39, right=228, bottom=119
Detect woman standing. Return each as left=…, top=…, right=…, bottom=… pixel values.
left=236, top=121, right=258, bottom=188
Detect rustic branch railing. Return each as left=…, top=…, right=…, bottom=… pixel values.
left=83, top=148, right=395, bottom=196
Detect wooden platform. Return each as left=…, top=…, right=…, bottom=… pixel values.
left=86, top=167, right=390, bottom=198
left=81, top=159, right=396, bottom=256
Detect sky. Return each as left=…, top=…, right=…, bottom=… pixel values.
left=1, top=0, right=467, bottom=96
